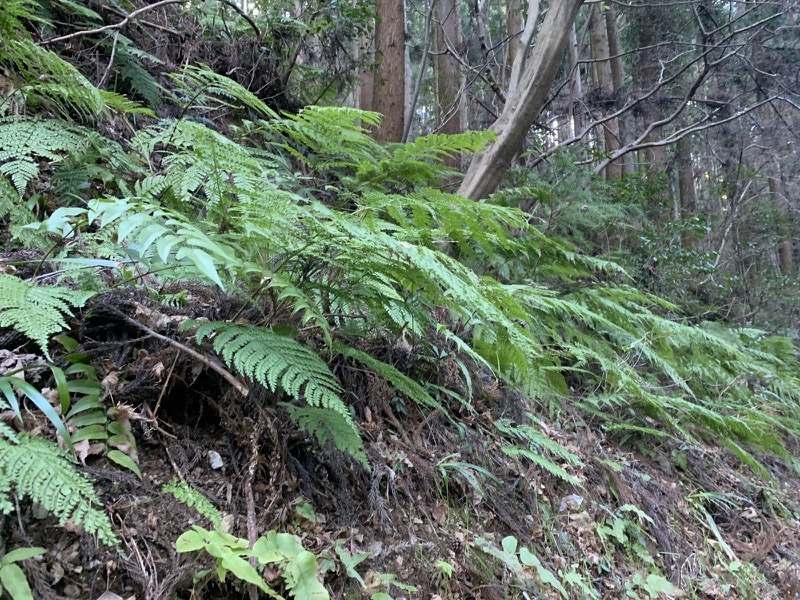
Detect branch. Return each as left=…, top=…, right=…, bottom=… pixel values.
left=507, top=0, right=541, bottom=97
left=41, top=0, right=189, bottom=46
left=117, top=311, right=250, bottom=397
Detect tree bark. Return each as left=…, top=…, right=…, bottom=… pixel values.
left=434, top=0, right=465, bottom=136
left=675, top=135, right=697, bottom=248
left=458, top=0, right=584, bottom=200
left=588, top=3, right=621, bottom=179
left=372, top=0, right=407, bottom=142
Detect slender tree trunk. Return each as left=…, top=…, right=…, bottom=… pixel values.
left=459, top=0, right=584, bottom=200
left=505, top=0, right=523, bottom=87
left=434, top=0, right=466, bottom=166
left=604, top=4, right=634, bottom=175
left=769, top=163, right=795, bottom=274
left=676, top=135, right=697, bottom=248
left=633, top=5, right=666, bottom=175
left=588, top=4, right=621, bottom=179
left=372, top=0, right=407, bottom=142
left=358, top=34, right=374, bottom=112
left=567, top=21, right=581, bottom=137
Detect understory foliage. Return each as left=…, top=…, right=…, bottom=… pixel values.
left=0, top=0, right=798, bottom=568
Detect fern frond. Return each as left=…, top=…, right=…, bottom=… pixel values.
left=171, top=64, right=278, bottom=119
left=334, top=343, right=447, bottom=415
left=0, top=118, right=89, bottom=195
left=163, top=478, right=222, bottom=527
left=282, top=404, right=368, bottom=466
left=0, top=434, right=118, bottom=546
left=0, top=273, right=93, bottom=358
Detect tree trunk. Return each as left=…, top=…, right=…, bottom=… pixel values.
left=604, top=4, right=634, bottom=175
left=434, top=0, right=466, bottom=166
left=459, top=0, right=584, bottom=200
left=769, top=163, right=795, bottom=274
left=633, top=5, right=666, bottom=175
left=675, top=135, right=696, bottom=248
left=588, top=3, right=621, bottom=179
left=372, top=0, right=407, bottom=142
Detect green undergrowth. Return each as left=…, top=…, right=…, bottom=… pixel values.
left=0, top=3, right=798, bottom=590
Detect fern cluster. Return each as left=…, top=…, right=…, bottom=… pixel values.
left=0, top=432, right=118, bottom=546
left=0, top=273, right=93, bottom=359
left=2, top=54, right=797, bottom=473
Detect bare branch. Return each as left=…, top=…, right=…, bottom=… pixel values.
left=41, top=0, right=189, bottom=46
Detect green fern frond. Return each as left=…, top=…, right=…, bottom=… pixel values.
left=275, top=105, right=383, bottom=169
left=110, top=34, right=163, bottom=108
left=188, top=321, right=364, bottom=461
left=282, top=404, right=368, bottom=466
left=0, top=118, right=89, bottom=195
left=0, top=0, right=42, bottom=37
left=0, top=434, right=118, bottom=546
left=334, top=343, right=447, bottom=415
left=191, top=322, right=344, bottom=408
left=162, top=478, right=222, bottom=527
left=0, top=273, right=93, bottom=358
left=172, top=64, right=278, bottom=119
left=501, top=445, right=582, bottom=487
left=357, top=130, right=495, bottom=187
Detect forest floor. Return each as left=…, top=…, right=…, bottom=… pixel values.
left=3, top=287, right=799, bottom=600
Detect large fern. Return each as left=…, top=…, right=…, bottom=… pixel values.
left=0, top=273, right=93, bottom=358
left=0, top=118, right=89, bottom=195
left=187, top=321, right=364, bottom=460
left=0, top=433, right=118, bottom=546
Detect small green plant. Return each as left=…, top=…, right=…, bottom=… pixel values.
left=436, top=454, right=500, bottom=502
left=162, top=478, right=222, bottom=528
left=475, top=535, right=568, bottom=598
left=176, top=525, right=329, bottom=599
left=625, top=572, right=682, bottom=599
left=0, top=546, right=45, bottom=600
left=596, top=504, right=655, bottom=564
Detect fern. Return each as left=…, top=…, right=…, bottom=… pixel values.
left=0, top=118, right=89, bottom=195
left=187, top=321, right=364, bottom=460
left=0, top=434, right=118, bottom=546
left=162, top=478, right=222, bottom=527
left=0, top=273, right=93, bottom=358
left=282, top=405, right=368, bottom=466
left=334, top=343, right=447, bottom=415
left=495, top=418, right=583, bottom=487
left=171, top=64, right=278, bottom=119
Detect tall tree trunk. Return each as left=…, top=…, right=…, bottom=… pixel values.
left=633, top=5, right=666, bottom=175
left=604, top=4, right=634, bottom=175
left=675, top=135, right=696, bottom=248
left=769, top=163, right=795, bottom=274
left=505, top=0, right=523, bottom=87
left=372, top=0, right=407, bottom=142
left=588, top=3, right=621, bottom=179
left=459, top=0, right=584, bottom=200
left=434, top=0, right=466, bottom=166
left=567, top=21, right=581, bottom=137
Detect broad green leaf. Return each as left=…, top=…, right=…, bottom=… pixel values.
left=175, top=528, right=206, bottom=553
left=1, top=548, right=45, bottom=565
left=107, top=449, right=141, bottom=478
left=285, top=551, right=329, bottom=599
left=0, top=564, right=34, bottom=600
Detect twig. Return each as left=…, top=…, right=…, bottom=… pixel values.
left=41, top=0, right=189, bottom=46
left=220, top=0, right=261, bottom=38
left=117, top=311, right=249, bottom=396
left=97, top=30, right=120, bottom=89
left=245, top=417, right=265, bottom=600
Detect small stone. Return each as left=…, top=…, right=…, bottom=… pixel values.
left=207, top=450, right=224, bottom=469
